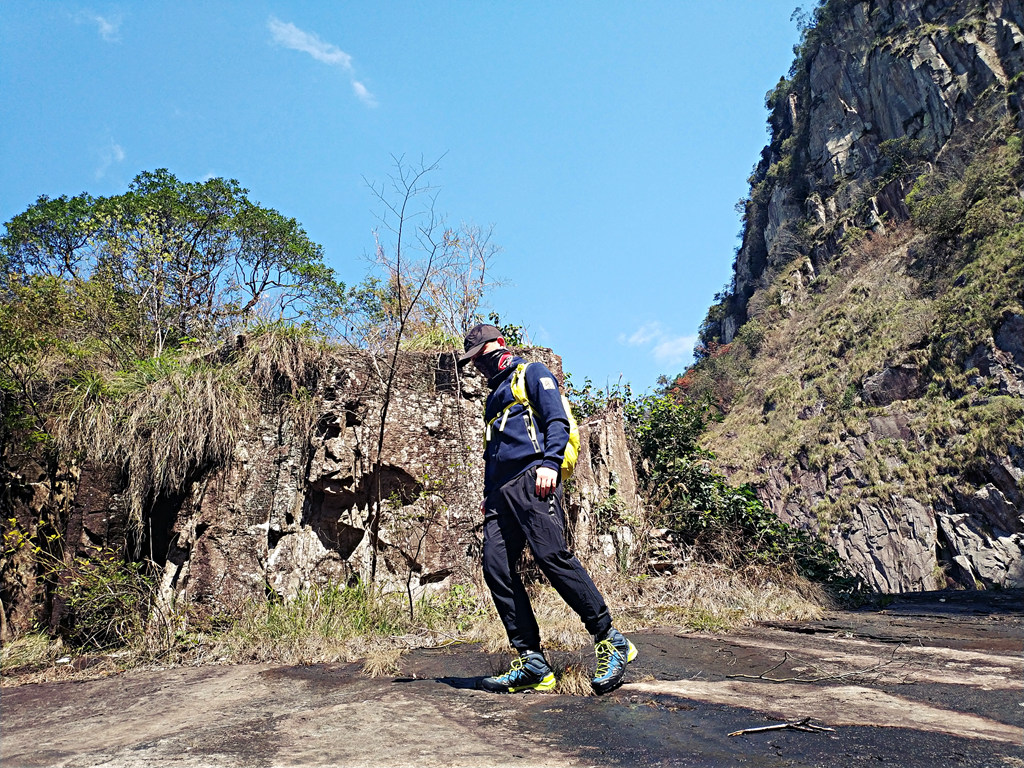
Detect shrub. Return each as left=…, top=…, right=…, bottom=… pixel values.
left=3, top=523, right=156, bottom=651
left=56, top=547, right=156, bottom=650
left=565, top=373, right=633, bottom=420
left=624, top=392, right=855, bottom=592
left=908, top=130, right=1023, bottom=242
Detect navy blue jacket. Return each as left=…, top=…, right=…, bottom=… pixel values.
left=482, top=355, right=571, bottom=495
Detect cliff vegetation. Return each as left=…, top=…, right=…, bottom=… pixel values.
left=685, top=0, right=1023, bottom=591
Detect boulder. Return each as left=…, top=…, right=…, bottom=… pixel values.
left=862, top=365, right=922, bottom=405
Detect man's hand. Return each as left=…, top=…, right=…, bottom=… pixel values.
left=535, top=466, right=558, bottom=499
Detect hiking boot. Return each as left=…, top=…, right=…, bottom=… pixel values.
left=481, top=651, right=556, bottom=693
left=591, top=628, right=637, bottom=695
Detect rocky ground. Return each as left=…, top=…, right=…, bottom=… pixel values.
left=2, top=590, right=1021, bottom=767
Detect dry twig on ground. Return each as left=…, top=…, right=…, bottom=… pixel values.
left=726, top=644, right=903, bottom=683
left=729, top=717, right=836, bottom=737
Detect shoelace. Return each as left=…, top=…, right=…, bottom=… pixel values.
left=594, top=639, right=617, bottom=677
left=502, top=656, right=526, bottom=681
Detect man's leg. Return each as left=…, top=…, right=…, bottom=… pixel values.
left=480, top=488, right=555, bottom=693
left=500, top=468, right=637, bottom=693
left=481, top=489, right=541, bottom=652
left=499, top=468, right=612, bottom=639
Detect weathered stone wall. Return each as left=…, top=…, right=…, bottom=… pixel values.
left=168, top=348, right=484, bottom=610
left=165, top=347, right=641, bottom=612
left=1, top=346, right=642, bottom=638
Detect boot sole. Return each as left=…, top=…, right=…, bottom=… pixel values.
left=509, top=673, right=556, bottom=693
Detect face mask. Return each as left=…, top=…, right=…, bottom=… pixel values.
left=474, top=348, right=515, bottom=385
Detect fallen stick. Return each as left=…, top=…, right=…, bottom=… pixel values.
left=726, top=644, right=903, bottom=683
left=729, top=717, right=836, bottom=737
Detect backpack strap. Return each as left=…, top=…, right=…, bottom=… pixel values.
left=482, top=361, right=580, bottom=480
left=509, top=362, right=531, bottom=406
left=485, top=363, right=530, bottom=444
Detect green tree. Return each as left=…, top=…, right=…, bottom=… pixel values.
left=2, top=169, right=346, bottom=358
left=1, top=193, right=99, bottom=282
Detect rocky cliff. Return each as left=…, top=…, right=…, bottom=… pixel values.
left=1, top=346, right=641, bottom=639
left=695, top=0, right=1023, bottom=591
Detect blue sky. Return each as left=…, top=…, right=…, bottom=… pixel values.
left=1, top=2, right=803, bottom=392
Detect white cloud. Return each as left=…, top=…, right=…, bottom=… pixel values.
left=268, top=16, right=377, bottom=106
left=351, top=80, right=377, bottom=107
left=267, top=17, right=351, bottom=66
left=95, top=140, right=125, bottom=180
left=625, top=322, right=661, bottom=347
left=621, top=322, right=696, bottom=370
left=652, top=334, right=697, bottom=367
left=77, top=11, right=122, bottom=42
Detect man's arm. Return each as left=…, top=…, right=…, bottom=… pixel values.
left=525, top=363, right=571, bottom=476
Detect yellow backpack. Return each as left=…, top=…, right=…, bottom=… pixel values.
left=485, top=362, right=581, bottom=481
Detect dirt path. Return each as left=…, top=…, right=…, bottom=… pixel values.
left=3, top=590, right=1021, bottom=767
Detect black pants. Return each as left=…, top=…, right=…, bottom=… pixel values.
left=482, top=467, right=612, bottom=652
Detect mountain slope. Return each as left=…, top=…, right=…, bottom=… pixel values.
left=692, top=0, right=1024, bottom=591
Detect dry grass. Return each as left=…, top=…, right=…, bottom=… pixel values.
left=702, top=126, right=1023, bottom=532
left=841, top=221, right=915, bottom=270
left=438, top=563, right=825, bottom=662
left=569, top=564, right=825, bottom=639
left=0, top=632, right=163, bottom=688
left=477, top=649, right=594, bottom=696
left=551, top=655, right=595, bottom=696
left=361, top=647, right=407, bottom=677
left=518, top=586, right=593, bottom=650
left=703, top=229, right=933, bottom=482
left=1, top=632, right=55, bottom=672
left=52, top=358, right=251, bottom=528
left=704, top=193, right=1023, bottom=527
left=47, top=324, right=330, bottom=534
left=238, top=324, right=330, bottom=399
left=1, top=565, right=828, bottom=690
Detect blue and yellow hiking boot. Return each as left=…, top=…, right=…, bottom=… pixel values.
left=481, top=651, right=556, bottom=693
left=591, top=628, right=637, bottom=695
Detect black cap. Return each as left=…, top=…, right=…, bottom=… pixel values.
left=457, top=323, right=502, bottom=366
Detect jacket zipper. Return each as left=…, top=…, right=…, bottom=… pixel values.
left=523, top=412, right=541, bottom=453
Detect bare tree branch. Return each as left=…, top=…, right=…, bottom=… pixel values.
left=726, top=644, right=904, bottom=683
left=729, top=717, right=836, bottom=737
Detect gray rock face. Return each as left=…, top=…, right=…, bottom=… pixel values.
left=831, top=496, right=940, bottom=593
left=1, top=347, right=641, bottom=637
left=722, top=0, right=1024, bottom=344
left=939, top=493, right=1024, bottom=589
left=705, top=0, right=1024, bottom=593
left=764, top=418, right=1024, bottom=592
left=862, top=365, right=923, bottom=405
left=154, top=348, right=638, bottom=615
left=994, top=312, right=1024, bottom=367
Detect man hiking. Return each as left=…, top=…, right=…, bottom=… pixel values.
left=457, top=323, right=637, bottom=695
